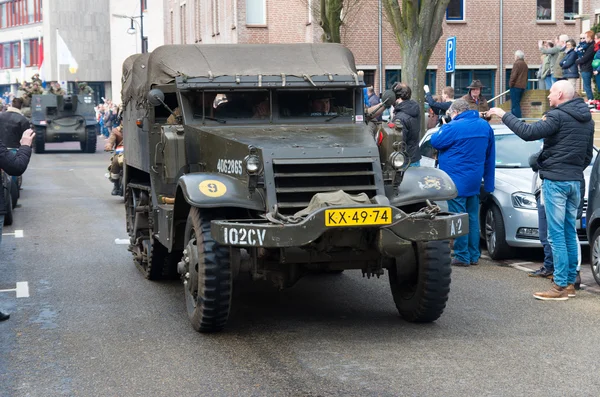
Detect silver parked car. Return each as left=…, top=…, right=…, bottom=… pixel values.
left=419, top=125, right=594, bottom=260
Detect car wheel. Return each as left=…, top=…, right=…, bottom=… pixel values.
left=484, top=204, right=514, bottom=260
left=590, top=228, right=600, bottom=286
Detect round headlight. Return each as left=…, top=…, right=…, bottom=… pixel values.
left=245, top=155, right=261, bottom=174
left=390, top=152, right=407, bottom=170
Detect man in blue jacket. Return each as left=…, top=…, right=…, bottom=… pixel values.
left=431, top=99, right=496, bottom=267
left=488, top=80, right=594, bottom=300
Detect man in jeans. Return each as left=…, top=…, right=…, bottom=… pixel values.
left=509, top=50, right=528, bottom=118
left=430, top=99, right=495, bottom=266
left=0, top=130, right=35, bottom=321
left=488, top=80, right=594, bottom=300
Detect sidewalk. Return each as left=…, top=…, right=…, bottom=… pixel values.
left=480, top=250, right=600, bottom=294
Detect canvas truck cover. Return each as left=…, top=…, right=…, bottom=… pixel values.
left=121, top=54, right=141, bottom=107
left=122, top=53, right=151, bottom=108
left=131, top=43, right=359, bottom=102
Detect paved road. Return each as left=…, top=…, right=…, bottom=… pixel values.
left=2, top=138, right=600, bottom=396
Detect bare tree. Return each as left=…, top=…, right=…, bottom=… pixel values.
left=302, top=0, right=364, bottom=43
left=383, top=0, right=451, bottom=136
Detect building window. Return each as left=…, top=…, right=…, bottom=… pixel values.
left=564, top=0, right=580, bottom=21
left=181, top=3, right=187, bottom=44
left=246, top=0, right=266, bottom=25
left=505, top=69, right=540, bottom=90
left=537, top=0, right=554, bottom=21
left=170, top=10, right=174, bottom=43
left=142, top=37, right=148, bottom=53
left=385, top=69, right=437, bottom=94
left=363, top=70, right=376, bottom=88
left=447, top=69, right=496, bottom=102
left=3, top=44, right=10, bottom=68
left=194, top=0, right=201, bottom=42
left=0, top=0, right=42, bottom=29
left=446, top=0, right=464, bottom=21
left=23, top=40, right=30, bottom=66
left=13, top=42, right=20, bottom=68
left=214, top=0, right=219, bottom=34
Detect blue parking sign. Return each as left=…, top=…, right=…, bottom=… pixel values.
left=445, top=37, right=456, bottom=73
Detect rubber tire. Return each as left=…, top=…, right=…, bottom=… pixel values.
left=590, top=228, right=600, bottom=286
left=484, top=204, right=514, bottom=260
left=34, top=128, right=46, bottom=154
left=388, top=240, right=451, bottom=323
left=4, top=192, right=13, bottom=226
left=84, top=127, right=97, bottom=153
left=184, top=207, right=232, bottom=333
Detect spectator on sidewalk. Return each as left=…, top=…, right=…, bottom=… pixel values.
left=430, top=99, right=495, bottom=267
left=509, top=50, right=529, bottom=118
left=424, top=85, right=454, bottom=119
left=576, top=31, right=595, bottom=101
left=461, top=80, right=491, bottom=120
left=592, top=32, right=600, bottom=94
left=392, top=83, right=421, bottom=167
left=0, top=130, right=36, bottom=321
left=540, top=41, right=555, bottom=89
left=0, top=98, right=29, bottom=148
left=560, top=39, right=579, bottom=89
left=488, top=80, right=593, bottom=300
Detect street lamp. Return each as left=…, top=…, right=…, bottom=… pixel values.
left=112, top=1, right=145, bottom=53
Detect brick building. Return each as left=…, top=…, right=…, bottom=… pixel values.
left=0, top=0, right=111, bottom=104
left=164, top=0, right=596, bottom=101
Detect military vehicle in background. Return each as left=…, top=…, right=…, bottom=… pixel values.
left=120, top=44, right=467, bottom=333
left=30, top=94, right=98, bottom=153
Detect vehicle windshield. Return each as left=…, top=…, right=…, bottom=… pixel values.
left=189, top=90, right=271, bottom=122
left=186, top=88, right=354, bottom=123
left=277, top=89, right=354, bottom=121
left=495, top=133, right=542, bottom=168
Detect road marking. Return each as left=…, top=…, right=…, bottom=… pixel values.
left=0, top=282, right=30, bottom=298
left=507, top=261, right=535, bottom=272
left=2, top=230, right=23, bottom=237
left=115, top=238, right=129, bottom=245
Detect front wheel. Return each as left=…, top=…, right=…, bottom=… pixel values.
left=388, top=240, right=451, bottom=323
left=484, top=204, right=513, bottom=260
left=182, top=207, right=232, bottom=333
left=590, top=228, right=600, bottom=286
left=83, top=127, right=97, bottom=153
left=4, top=192, right=13, bottom=226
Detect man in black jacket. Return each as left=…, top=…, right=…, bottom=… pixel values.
left=576, top=30, right=595, bottom=101
left=0, top=129, right=35, bottom=321
left=488, top=80, right=594, bottom=300
left=392, top=83, right=421, bottom=166
left=0, top=98, right=30, bottom=148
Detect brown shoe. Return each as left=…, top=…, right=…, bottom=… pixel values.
left=533, top=283, right=569, bottom=301
left=565, top=284, right=576, bottom=298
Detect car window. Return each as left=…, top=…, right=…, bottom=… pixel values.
left=277, top=89, right=353, bottom=120
left=495, top=134, right=542, bottom=168
left=420, top=134, right=437, bottom=159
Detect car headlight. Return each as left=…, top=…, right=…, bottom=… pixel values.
left=244, top=155, right=261, bottom=174
left=389, top=151, right=409, bottom=171
left=511, top=192, right=537, bottom=210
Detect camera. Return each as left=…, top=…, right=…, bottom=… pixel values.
left=440, top=114, right=452, bottom=124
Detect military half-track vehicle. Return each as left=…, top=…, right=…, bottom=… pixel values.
left=121, top=44, right=468, bottom=333
left=30, top=94, right=98, bottom=153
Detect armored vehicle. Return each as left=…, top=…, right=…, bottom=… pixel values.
left=121, top=44, right=468, bottom=333
left=30, top=94, right=98, bottom=153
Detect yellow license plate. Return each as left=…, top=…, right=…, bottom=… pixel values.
left=325, top=207, right=392, bottom=227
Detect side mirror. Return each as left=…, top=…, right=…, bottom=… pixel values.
left=147, top=89, right=165, bottom=107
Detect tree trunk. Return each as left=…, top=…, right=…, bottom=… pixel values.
left=402, top=41, right=429, bottom=138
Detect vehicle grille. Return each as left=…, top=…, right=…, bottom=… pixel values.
left=272, top=158, right=378, bottom=214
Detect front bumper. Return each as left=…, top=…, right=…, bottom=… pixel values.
left=210, top=205, right=468, bottom=249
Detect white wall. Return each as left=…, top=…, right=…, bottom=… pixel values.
left=109, top=0, right=164, bottom=104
